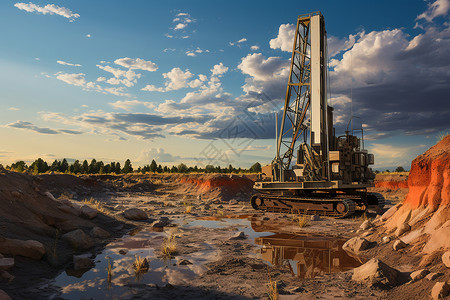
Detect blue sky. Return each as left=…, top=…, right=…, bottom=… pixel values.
left=0, top=0, right=449, bottom=170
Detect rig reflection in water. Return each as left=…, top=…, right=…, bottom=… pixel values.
left=252, top=220, right=361, bottom=279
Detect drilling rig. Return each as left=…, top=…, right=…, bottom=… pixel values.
left=251, top=12, right=384, bottom=218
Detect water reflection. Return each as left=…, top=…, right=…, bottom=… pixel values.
left=253, top=230, right=361, bottom=279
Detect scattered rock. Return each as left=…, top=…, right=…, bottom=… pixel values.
left=263, top=217, right=270, bottom=221
left=382, top=236, right=391, bottom=244
left=229, top=231, right=247, bottom=240
left=410, top=269, right=430, bottom=282
left=360, top=220, right=373, bottom=230
left=0, top=237, right=45, bottom=260
left=119, top=249, right=128, bottom=255
left=80, top=205, right=97, bottom=219
left=165, top=283, right=174, bottom=289
left=0, top=258, right=14, bottom=270
left=395, top=222, right=411, bottom=237
left=11, top=190, right=22, bottom=198
left=310, top=215, right=320, bottom=221
left=342, top=237, right=370, bottom=255
left=426, top=272, right=443, bottom=281
left=178, top=259, right=192, bottom=265
left=361, top=231, right=373, bottom=238
left=44, top=191, right=57, bottom=201
left=0, top=289, right=12, bottom=300
left=229, top=199, right=238, bottom=205
left=352, top=258, right=400, bottom=287
left=203, top=204, right=210, bottom=210
left=123, top=208, right=148, bottom=220
left=442, top=251, right=450, bottom=268
left=431, top=282, right=449, bottom=300
left=0, top=270, right=14, bottom=282
left=62, top=229, right=94, bottom=250
left=90, top=227, right=111, bottom=238
left=393, top=240, right=407, bottom=251
left=73, top=254, right=95, bottom=270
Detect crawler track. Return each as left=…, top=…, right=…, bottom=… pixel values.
left=251, top=193, right=359, bottom=218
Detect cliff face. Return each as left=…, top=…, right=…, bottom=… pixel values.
left=403, top=135, right=450, bottom=210
left=382, top=135, right=450, bottom=256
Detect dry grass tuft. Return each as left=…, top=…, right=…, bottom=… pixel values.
left=183, top=201, right=193, bottom=214
left=295, top=214, right=310, bottom=228
left=133, top=255, right=149, bottom=274
left=161, top=232, right=177, bottom=258
left=106, top=256, right=113, bottom=284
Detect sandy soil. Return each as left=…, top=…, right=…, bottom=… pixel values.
left=0, top=171, right=447, bottom=300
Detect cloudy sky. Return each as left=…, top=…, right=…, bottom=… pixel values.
left=0, top=0, right=449, bottom=170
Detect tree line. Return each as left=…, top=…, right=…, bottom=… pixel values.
left=6, top=158, right=262, bottom=175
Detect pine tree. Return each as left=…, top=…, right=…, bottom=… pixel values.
left=150, top=160, right=157, bottom=172
left=123, top=159, right=133, bottom=173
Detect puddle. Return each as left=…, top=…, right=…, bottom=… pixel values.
left=50, top=215, right=360, bottom=298
left=52, top=229, right=212, bottom=300
left=255, top=232, right=362, bottom=279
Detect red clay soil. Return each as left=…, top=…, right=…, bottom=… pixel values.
left=177, top=174, right=255, bottom=199
left=375, top=174, right=409, bottom=189
left=404, top=135, right=450, bottom=210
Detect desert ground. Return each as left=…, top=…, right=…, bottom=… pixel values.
left=0, top=137, right=449, bottom=300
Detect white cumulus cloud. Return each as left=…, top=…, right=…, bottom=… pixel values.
left=57, top=60, right=82, bottom=67
left=14, top=2, right=80, bottom=21
left=269, top=23, right=295, bottom=52
left=114, top=57, right=158, bottom=72
left=417, top=0, right=450, bottom=22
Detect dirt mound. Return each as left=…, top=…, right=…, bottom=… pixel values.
left=175, top=174, right=255, bottom=200
left=375, top=174, right=409, bottom=189
left=382, top=136, right=450, bottom=257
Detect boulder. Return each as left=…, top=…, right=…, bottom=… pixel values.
left=123, top=208, right=148, bottom=220
left=395, top=222, right=411, bottom=237
left=382, top=236, right=391, bottom=244
left=393, top=240, right=407, bottom=251
left=178, top=259, right=192, bottom=265
left=442, top=251, right=450, bottom=268
left=426, top=272, right=443, bottom=281
left=229, top=231, right=247, bottom=240
left=0, top=258, right=14, bottom=270
left=90, top=227, right=111, bottom=239
left=360, top=220, right=373, bottom=230
left=431, top=282, right=449, bottom=300
left=410, top=269, right=430, bottom=282
left=0, top=237, right=45, bottom=260
left=73, top=254, right=95, bottom=270
left=352, top=258, right=400, bottom=287
left=0, top=289, right=12, bottom=300
left=62, top=229, right=94, bottom=250
left=80, top=205, right=97, bottom=219
left=0, top=270, right=14, bottom=282
left=342, top=237, right=370, bottom=255
left=310, top=215, right=320, bottom=221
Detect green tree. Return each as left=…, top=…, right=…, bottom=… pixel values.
left=115, top=162, right=121, bottom=174
left=60, top=158, right=69, bottom=173
left=157, top=164, right=163, bottom=173
left=395, top=166, right=405, bottom=173
left=72, top=160, right=82, bottom=174
left=150, top=160, right=158, bottom=173
left=177, top=163, right=188, bottom=173
left=249, top=162, right=262, bottom=173
left=205, top=165, right=215, bottom=173
left=123, top=159, right=133, bottom=173
left=81, top=160, right=89, bottom=174
left=11, top=161, right=27, bottom=172
left=50, top=160, right=60, bottom=172
left=29, top=158, right=49, bottom=174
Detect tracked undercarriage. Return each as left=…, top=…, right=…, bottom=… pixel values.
left=251, top=192, right=385, bottom=218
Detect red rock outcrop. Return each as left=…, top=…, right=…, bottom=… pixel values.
left=404, top=135, right=450, bottom=210
left=382, top=135, right=450, bottom=255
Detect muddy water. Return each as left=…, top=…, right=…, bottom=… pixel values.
left=50, top=216, right=360, bottom=299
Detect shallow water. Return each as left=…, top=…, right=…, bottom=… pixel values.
left=51, top=216, right=360, bottom=299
